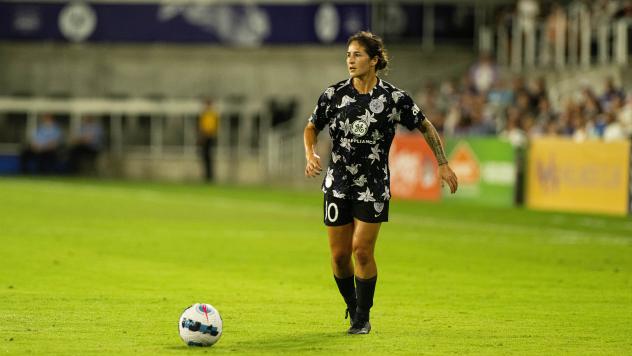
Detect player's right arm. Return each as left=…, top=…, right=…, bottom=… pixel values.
left=304, top=122, right=322, bottom=177
left=305, top=87, right=333, bottom=177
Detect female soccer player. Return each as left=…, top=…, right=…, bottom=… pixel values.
left=303, top=31, right=458, bottom=334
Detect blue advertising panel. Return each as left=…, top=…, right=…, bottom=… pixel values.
left=0, top=1, right=370, bottom=45
left=375, top=3, right=474, bottom=43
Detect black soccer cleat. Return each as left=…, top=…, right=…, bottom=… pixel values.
left=345, top=307, right=356, bottom=327
left=347, top=319, right=371, bottom=334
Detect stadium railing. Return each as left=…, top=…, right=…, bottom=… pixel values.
left=0, top=96, right=273, bottom=182
left=489, top=5, right=631, bottom=71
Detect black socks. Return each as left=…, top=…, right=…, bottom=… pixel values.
left=335, top=275, right=378, bottom=322
left=355, top=275, right=377, bottom=322
left=334, top=275, right=357, bottom=312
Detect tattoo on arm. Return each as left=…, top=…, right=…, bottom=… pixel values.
left=419, top=120, right=448, bottom=165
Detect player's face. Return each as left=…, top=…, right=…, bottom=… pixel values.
left=346, top=41, right=377, bottom=78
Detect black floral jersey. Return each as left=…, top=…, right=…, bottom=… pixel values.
left=309, top=78, right=426, bottom=202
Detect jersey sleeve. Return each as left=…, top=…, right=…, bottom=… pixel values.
left=308, top=88, right=333, bottom=131
left=396, top=91, right=426, bottom=131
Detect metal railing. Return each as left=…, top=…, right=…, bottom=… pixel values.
left=487, top=5, right=631, bottom=71
left=0, top=96, right=273, bottom=182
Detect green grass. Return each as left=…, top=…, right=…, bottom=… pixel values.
left=0, top=177, right=631, bottom=355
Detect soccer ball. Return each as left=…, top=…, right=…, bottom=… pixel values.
left=178, top=303, right=223, bottom=347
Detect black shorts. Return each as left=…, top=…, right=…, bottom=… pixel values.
left=323, top=195, right=389, bottom=226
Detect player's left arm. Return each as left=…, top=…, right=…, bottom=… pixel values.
left=418, top=119, right=458, bottom=194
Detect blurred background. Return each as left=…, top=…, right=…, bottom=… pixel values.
left=0, top=0, right=631, bottom=216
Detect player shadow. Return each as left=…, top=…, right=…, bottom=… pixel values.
left=166, top=330, right=348, bottom=353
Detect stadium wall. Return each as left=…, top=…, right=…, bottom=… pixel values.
left=0, top=43, right=475, bottom=117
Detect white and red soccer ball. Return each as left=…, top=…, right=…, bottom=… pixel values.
left=178, top=303, right=223, bottom=347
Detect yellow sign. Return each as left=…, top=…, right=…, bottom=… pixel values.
left=526, top=138, right=630, bottom=216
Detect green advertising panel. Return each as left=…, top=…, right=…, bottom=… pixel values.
left=444, top=138, right=516, bottom=206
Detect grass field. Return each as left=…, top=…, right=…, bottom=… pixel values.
left=1, top=177, right=631, bottom=355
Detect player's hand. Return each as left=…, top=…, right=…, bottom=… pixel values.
left=305, top=153, right=322, bottom=177
left=439, top=164, right=458, bottom=194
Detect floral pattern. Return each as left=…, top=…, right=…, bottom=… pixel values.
left=309, top=78, right=425, bottom=201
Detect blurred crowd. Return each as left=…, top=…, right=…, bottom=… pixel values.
left=415, top=53, right=632, bottom=147
left=412, top=0, right=632, bottom=146
left=19, top=114, right=104, bottom=175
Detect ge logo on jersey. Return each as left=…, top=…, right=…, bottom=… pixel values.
left=351, top=120, right=368, bottom=137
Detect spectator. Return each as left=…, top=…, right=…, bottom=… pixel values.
left=522, top=114, right=541, bottom=137
left=543, top=119, right=560, bottom=136
left=511, top=76, right=528, bottom=98
left=529, top=77, right=548, bottom=108
left=198, top=99, right=220, bottom=182
left=593, top=0, right=620, bottom=26
left=517, top=0, right=540, bottom=66
left=500, top=106, right=527, bottom=147
left=515, top=90, right=536, bottom=117
left=517, top=0, right=540, bottom=34
left=600, top=77, right=625, bottom=112
left=67, top=116, right=104, bottom=174
left=415, top=81, right=440, bottom=119
left=438, top=79, right=460, bottom=113
left=557, top=104, right=576, bottom=136
left=571, top=114, right=589, bottom=142
left=535, top=97, right=557, bottom=126
left=581, top=90, right=602, bottom=121
left=468, top=52, right=498, bottom=95
left=468, top=94, right=496, bottom=135
left=617, top=94, right=632, bottom=137
left=614, top=1, right=632, bottom=18
left=20, top=114, right=63, bottom=174
left=602, top=111, right=626, bottom=141
left=495, top=5, right=515, bottom=64
left=543, top=2, right=567, bottom=65
left=487, top=78, right=514, bottom=107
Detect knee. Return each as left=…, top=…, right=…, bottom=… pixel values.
left=331, top=250, right=352, bottom=268
left=352, top=245, right=373, bottom=267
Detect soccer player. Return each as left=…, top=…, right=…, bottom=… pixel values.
left=303, top=31, right=458, bottom=334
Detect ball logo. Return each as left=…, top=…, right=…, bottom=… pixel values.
left=369, top=98, right=384, bottom=114
left=197, top=304, right=215, bottom=316
left=352, top=120, right=368, bottom=137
